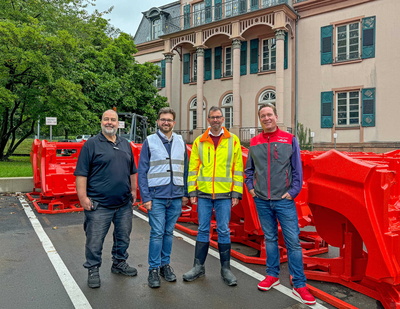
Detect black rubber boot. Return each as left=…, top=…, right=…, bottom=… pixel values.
left=218, top=243, right=237, bottom=286
left=182, top=241, right=209, bottom=282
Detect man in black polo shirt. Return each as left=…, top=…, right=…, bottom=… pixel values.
left=74, top=109, right=138, bottom=288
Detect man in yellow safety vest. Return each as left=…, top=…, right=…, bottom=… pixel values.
left=183, top=106, right=243, bottom=286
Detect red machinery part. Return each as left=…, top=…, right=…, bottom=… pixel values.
left=304, top=149, right=400, bottom=309
left=27, top=139, right=83, bottom=214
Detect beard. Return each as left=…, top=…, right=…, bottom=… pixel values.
left=159, top=125, right=173, bottom=134
left=101, top=125, right=117, bottom=136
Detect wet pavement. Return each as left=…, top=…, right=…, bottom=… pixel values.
left=0, top=193, right=379, bottom=309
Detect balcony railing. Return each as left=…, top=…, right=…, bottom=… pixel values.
left=164, top=0, right=289, bottom=35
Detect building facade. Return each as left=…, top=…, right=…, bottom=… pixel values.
left=134, top=0, right=400, bottom=152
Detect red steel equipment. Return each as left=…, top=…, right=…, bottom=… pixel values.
left=304, top=149, right=400, bottom=309
left=27, top=139, right=83, bottom=214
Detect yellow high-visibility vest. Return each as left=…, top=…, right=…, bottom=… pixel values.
left=188, top=127, right=243, bottom=199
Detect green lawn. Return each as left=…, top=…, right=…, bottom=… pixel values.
left=0, top=156, right=33, bottom=177
left=1, top=138, right=36, bottom=177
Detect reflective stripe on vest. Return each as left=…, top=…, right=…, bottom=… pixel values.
left=147, top=133, right=185, bottom=187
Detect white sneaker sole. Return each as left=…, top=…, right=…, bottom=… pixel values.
left=257, top=279, right=280, bottom=291
left=292, top=289, right=317, bottom=305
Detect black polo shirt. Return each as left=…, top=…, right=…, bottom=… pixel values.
left=74, top=133, right=137, bottom=207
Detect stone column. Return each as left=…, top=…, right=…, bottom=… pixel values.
left=164, top=53, right=174, bottom=104
left=193, top=47, right=205, bottom=138
left=275, top=29, right=285, bottom=128
left=230, top=39, right=241, bottom=137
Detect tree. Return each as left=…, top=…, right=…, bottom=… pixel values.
left=296, top=122, right=312, bottom=151
left=0, top=0, right=167, bottom=160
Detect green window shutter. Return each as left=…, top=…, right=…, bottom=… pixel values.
left=361, top=88, right=375, bottom=127
left=161, top=59, right=166, bottom=88
left=250, top=38, right=259, bottom=74
left=284, top=32, right=288, bottom=70
left=321, top=91, right=333, bottom=128
left=214, top=0, right=222, bottom=20
left=184, top=4, right=190, bottom=29
left=183, top=53, right=190, bottom=84
left=239, top=0, right=247, bottom=14
left=214, top=46, right=222, bottom=79
left=362, top=16, right=376, bottom=59
left=240, top=41, right=247, bottom=76
left=321, top=25, right=333, bottom=65
left=204, top=49, right=212, bottom=81
left=205, top=0, right=212, bottom=23
left=250, top=0, right=258, bottom=11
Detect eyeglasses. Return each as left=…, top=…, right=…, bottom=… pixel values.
left=159, top=118, right=174, bottom=123
left=208, top=116, right=223, bottom=120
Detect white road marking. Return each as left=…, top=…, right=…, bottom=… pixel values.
left=16, top=194, right=328, bottom=309
left=133, top=209, right=329, bottom=309
left=18, top=195, right=92, bottom=309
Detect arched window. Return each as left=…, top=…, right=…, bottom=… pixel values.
left=222, top=94, right=233, bottom=129
left=258, top=90, right=276, bottom=127
left=190, top=98, right=206, bottom=130
left=258, top=89, right=276, bottom=106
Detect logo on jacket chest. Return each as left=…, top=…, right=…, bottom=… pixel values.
left=277, top=137, right=289, bottom=143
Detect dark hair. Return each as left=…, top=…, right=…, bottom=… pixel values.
left=258, top=103, right=277, bottom=117
left=158, top=107, right=176, bottom=120
left=208, top=106, right=223, bottom=117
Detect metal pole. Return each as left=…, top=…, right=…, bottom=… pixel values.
left=50, top=125, right=53, bottom=141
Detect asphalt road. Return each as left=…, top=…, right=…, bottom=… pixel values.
left=0, top=193, right=378, bottom=309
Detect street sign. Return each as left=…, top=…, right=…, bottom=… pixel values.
left=46, top=117, right=57, bottom=125
left=118, top=121, right=125, bottom=129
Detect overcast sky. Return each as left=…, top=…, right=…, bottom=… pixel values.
left=88, top=0, right=171, bottom=36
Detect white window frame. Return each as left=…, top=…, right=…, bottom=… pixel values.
left=261, top=38, right=276, bottom=72
left=336, top=22, right=360, bottom=62
left=151, top=18, right=162, bottom=40
left=222, top=94, right=233, bottom=129
left=336, top=91, right=360, bottom=126
left=193, top=2, right=205, bottom=26
left=192, top=53, right=198, bottom=82
left=225, top=0, right=239, bottom=17
left=224, top=46, right=232, bottom=77
left=153, top=61, right=162, bottom=88
left=190, top=98, right=206, bottom=130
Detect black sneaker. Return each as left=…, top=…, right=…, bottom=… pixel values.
left=88, top=267, right=100, bottom=288
left=160, top=264, right=177, bottom=282
left=111, top=261, right=137, bottom=276
left=148, top=269, right=161, bottom=288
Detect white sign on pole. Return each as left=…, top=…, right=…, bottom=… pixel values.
left=118, top=121, right=125, bottom=129
left=46, top=117, right=57, bottom=125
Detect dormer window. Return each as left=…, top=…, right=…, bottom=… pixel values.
left=145, top=7, right=168, bottom=40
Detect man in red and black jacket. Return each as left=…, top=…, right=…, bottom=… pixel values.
left=244, top=103, right=316, bottom=306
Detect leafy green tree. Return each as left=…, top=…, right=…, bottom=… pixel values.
left=0, top=0, right=166, bottom=160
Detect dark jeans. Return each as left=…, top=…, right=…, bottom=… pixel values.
left=83, top=200, right=133, bottom=269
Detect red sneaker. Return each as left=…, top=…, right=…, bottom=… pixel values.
left=257, top=276, right=280, bottom=291
left=293, top=287, right=316, bottom=305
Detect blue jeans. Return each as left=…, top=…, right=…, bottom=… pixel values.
left=197, top=198, right=231, bottom=244
left=148, top=198, right=182, bottom=270
left=254, top=197, right=306, bottom=288
left=83, top=200, right=133, bottom=269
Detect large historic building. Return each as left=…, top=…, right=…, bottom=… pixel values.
left=134, top=0, right=400, bottom=152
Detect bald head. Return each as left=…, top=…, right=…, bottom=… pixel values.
left=101, top=110, right=118, bottom=136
